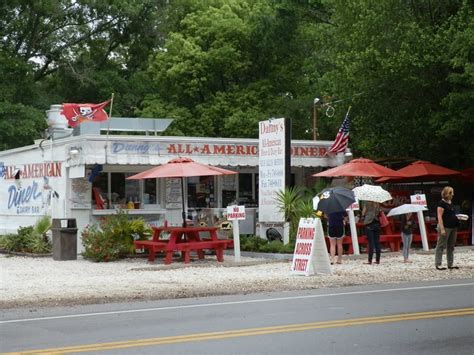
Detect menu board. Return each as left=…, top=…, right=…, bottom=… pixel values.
left=70, top=178, right=91, bottom=209
left=258, top=118, right=286, bottom=222
left=166, top=178, right=182, bottom=208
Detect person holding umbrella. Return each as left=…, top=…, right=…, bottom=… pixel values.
left=400, top=213, right=415, bottom=263
left=361, top=201, right=381, bottom=265
left=327, top=211, right=347, bottom=264
left=313, top=186, right=355, bottom=265
left=354, top=184, right=393, bottom=265
left=387, top=203, right=427, bottom=263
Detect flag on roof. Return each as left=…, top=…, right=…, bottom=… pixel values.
left=61, top=100, right=111, bottom=127
left=328, top=108, right=350, bottom=154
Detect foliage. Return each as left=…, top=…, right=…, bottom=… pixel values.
left=81, top=210, right=152, bottom=262
left=81, top=224, right=122, bottom=262
left=318, top=0, right=473, bottom=166
left=274, top=185, right=322, bottom=243
left=0, top=0, right=472, bottom=168
left=274, top=186, right=303, bottom=240
left=239, top=235, right=294, bottom=254
left=0, top=216, right=52, bottom=254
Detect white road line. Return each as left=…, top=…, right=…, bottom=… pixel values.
left=1, top=282, right=472, bottom=324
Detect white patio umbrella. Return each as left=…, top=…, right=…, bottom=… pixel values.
left=387, top=204, right=427, bottom=217
left=387, top=203, right=430, bottom=251
left=352, top=184, right=392, bottom=203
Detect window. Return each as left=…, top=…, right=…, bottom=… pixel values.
left=187, top=176, right=215, bottom=208
left=143, top=178, right=157, bottom=205
left=91, top=171, right=145, bottom=208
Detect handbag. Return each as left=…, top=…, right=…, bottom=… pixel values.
left=379, top=211, right=389, bottom=228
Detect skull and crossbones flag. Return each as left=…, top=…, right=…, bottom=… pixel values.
left=61, top=99, right=111, bottom=127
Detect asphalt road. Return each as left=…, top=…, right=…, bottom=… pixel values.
left=1, top=279, right=473, bottom=354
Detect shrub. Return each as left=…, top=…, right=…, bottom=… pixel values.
left=81, top=210, right=152, bottom=262
left=81, top=224, right=121, bottom=262
left=239, top=235, right=295, bottom=254
left=0, top=216, right=52, bottom=254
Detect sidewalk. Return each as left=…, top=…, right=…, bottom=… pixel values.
left=0, top=247, right=473, bottom=309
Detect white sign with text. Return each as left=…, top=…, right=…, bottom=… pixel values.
left=410, top=194, right=427, bottom=207
left=411, top=193, right=429, bottom=251
left=226, top=205, right=245, bottom=262
left=226, top=205, right=246, bottom=220
left=291, top=218, right=332, bottom=276
left=258, top=118, right=286, bottom=222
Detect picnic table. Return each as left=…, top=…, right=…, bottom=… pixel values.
left=134, top=226, right=233, bottom=264
left=325, top=220, right=471, bottom=255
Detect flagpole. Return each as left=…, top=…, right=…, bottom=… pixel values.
left=105, top=93, right=114, bottom=164
left=106, top=93, right=114, bottom=139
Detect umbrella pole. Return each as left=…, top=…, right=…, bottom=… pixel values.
left=181, top=177, right=186, bottom=227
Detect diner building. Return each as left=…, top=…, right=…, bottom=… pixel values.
left=0, top=105, right=348, bottom=249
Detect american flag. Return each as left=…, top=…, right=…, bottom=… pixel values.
left=328, top=108, right=350, bottom=154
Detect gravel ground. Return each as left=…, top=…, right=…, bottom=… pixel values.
left=1, top=248, right=473, bottom=309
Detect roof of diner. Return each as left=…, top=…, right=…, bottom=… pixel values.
left=0, top=134, right=343, bottom=168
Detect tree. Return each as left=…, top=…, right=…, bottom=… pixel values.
left=140, top=0, right=331, bottom=138
left=0, top=0, right=168, bottom=148
left=317, top=0, right=473, bottom=167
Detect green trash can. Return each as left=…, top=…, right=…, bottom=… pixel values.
left=52, top=218, right=78, bottom=260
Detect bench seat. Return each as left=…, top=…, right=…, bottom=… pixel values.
left=134, top=239, right=233, bottom=264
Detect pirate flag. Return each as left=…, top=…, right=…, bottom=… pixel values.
left=61, top=100, right=111, bottom=127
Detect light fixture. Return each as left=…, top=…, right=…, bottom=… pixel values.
left=69, top=146, right=82, bottom=158
left=344, top=148, right=353, bottom=160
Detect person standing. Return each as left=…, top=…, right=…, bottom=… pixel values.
left=362, top=201, right=381, bottom=264
left=435, top=186, right=460, bottom=270
left=327, top=211, right=346, bottom=264
left=400, top=213, right=414, bottom=263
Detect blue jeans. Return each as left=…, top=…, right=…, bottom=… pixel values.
left=365, top=222, right=381, bottom=263
left=401, top=232, right=412, bottom=260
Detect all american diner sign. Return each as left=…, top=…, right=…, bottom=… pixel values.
left=110, top=141, right=329, bottom=158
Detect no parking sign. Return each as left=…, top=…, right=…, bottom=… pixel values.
left=410, top=194, right=427, bottom=207
left=227, top=205, right=246, bottom=261
left=226, top=205, right=246, bottom=220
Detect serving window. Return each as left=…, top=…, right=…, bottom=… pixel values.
left=90, top=170, right=160, bottom=209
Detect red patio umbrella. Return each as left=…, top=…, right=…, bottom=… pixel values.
left=127, top=157, right=237, bottom=226
left=313, top=158, right=404, bottom=178
left=458, top=167, right=474, bottom=184
left=377, top=160, right=461, bottom=183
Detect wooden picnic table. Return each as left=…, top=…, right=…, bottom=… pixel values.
left=134, top=226, right=233, bottom=264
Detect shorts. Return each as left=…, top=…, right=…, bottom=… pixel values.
left=328, top=225, right=344, bottom=239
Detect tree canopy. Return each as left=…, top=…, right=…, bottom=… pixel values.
left=0, top=0, right=472, bottom=168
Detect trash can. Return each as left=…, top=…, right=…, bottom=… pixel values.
left=52, top=218, right=78, bottom=260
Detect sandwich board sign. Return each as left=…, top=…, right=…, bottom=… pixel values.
left=291, top=218, right=332, bottom=276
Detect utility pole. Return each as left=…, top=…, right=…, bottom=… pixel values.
left=313, top=97, right=320, bottom=140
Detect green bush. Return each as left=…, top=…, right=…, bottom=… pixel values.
left=81, top=210, right=152, bottom=262
left=81, top=224, right=121, bottom=262
left=0, top=216, right=52, bottom=254
left=239, top=235, right=295, bottom=254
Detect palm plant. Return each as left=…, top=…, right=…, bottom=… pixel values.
left=274, top=186, right=305, bottom=241
left=0, top=216, right=52, bottom=253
